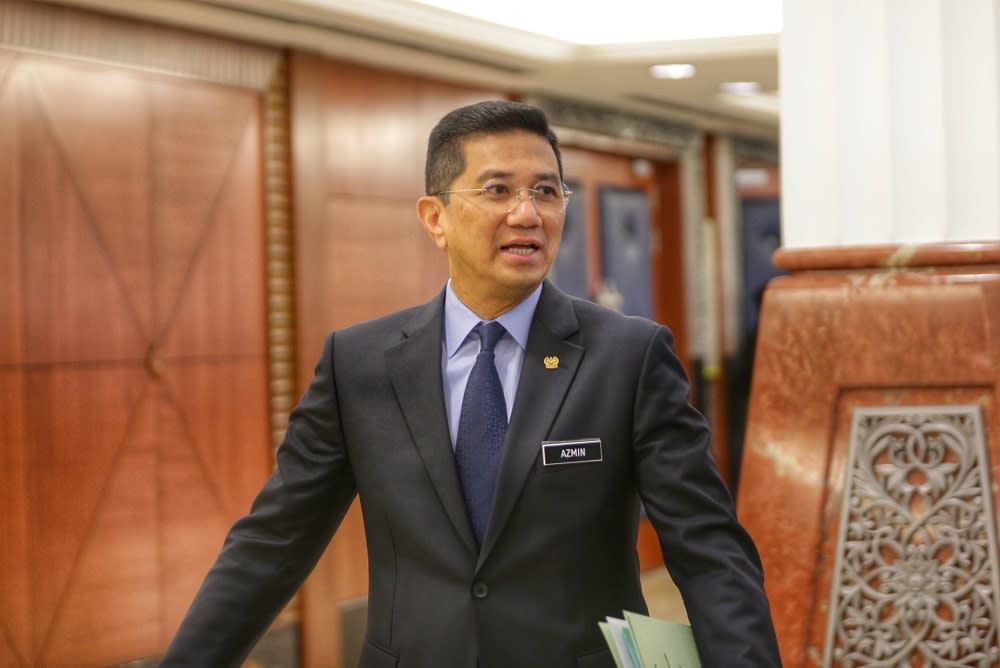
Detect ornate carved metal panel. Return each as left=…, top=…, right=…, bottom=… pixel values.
left=823, top=406, right=1000, bottom=667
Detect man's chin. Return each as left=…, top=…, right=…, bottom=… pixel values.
left=499, top=273, right=546, bottom=295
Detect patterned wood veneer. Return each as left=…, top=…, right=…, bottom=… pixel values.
left=0, top=49, right=271, bottom=668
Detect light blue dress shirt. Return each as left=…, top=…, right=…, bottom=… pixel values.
left=442, top=281, right=542, bottom=449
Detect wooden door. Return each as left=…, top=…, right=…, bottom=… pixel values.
left=0, top=50, right=270, bottom=667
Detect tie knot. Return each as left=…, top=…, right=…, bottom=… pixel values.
left=476, top=321, right=506, bottom=354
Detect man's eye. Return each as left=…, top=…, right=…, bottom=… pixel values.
left=483, top=183, right=511, bottom=197
left=534, top=184, right=559, bottom=198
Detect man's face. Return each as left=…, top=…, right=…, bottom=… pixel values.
left=418, top=130, right=565, bottom=316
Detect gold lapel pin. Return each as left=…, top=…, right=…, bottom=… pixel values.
left=544, top=355, right=559, bottom=370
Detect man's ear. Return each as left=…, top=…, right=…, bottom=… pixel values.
left=417, top=195, right=448, bottom=250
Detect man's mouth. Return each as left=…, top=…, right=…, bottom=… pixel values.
left=501, top=243, right=539, bottom=256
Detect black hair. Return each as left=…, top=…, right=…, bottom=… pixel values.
left=425, top=100, right=563, bottom=200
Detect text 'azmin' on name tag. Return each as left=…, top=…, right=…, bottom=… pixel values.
left=541, top=439, right=603, bottom=466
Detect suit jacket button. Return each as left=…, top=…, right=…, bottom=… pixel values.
left=472, top=582, right=489, bottom=599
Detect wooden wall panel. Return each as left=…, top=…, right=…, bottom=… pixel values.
left=321, top=197, right=444, bottom=321
left=0, top=60, right=22, bottom=367
left=0, top=47, right=270, bottom=668
left=37, top=382, right=161, bottom=666
left=160, top=118, right=267, bottom=359
left=290, top=51, right=504, bottom=668
left=158, top=362, right=269, bottom=635
left=654, top=161, right=688, bottom=366
left=24, top=366, right=147, bottom=663
left=29, top=61, right=155, bottom=340
left=318, top=65, right=425, bottom=199
left=0, top=369, right=29, bottom=667
left=20, top=78, right=147, bottom=365
left=148, top=81, right=260, bottom=337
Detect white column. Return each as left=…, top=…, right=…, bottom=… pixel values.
left=781, top=0, right=1000, bottom=248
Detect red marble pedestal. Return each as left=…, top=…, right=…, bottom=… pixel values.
left=738, top=242, right=1000, bottom=666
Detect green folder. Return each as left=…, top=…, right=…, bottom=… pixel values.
left=599, top=611, right=702, bottom=668
left=623, top=610, right=702, bottom=668
left=598, top=621, right=626, bottom=668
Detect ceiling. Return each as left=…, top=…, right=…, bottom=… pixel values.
left=48, top=0, right=781, bottom=139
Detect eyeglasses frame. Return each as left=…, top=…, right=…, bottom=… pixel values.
left=433, top=180, right=573, bottom=214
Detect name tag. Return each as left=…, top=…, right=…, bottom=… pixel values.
left=542, top=439, right=603, bottom=466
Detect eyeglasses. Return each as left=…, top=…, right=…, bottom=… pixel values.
left=434, top=178, right=573, bottom=215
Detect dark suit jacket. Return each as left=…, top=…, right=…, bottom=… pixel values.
left=161, top=282, right=781, bottom=668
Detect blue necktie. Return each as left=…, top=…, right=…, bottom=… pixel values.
left=455, top=321, right=508, bottom=546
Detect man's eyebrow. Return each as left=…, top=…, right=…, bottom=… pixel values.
left=472, top=169, right=561, bottom=183
left=473, top=169, right=514, bottom=182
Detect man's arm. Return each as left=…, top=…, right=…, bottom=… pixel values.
left=632, top=325, right=782, bottom=667
left=161, top=332, right=357, bottom=667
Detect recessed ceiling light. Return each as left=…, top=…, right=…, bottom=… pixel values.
left=650, top=64, right=696, bottom=80
left=719, top=81, right=762, bottom=95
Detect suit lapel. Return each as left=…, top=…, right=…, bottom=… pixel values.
left=386, top=292, right=478, bottom=555
left=478, top=283, right=583, bottom=567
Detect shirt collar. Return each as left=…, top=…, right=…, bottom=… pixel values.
left=444, top=280, right=542, bottom=358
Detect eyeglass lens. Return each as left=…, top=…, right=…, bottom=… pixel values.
left=481, top=179, right=569, bottom=213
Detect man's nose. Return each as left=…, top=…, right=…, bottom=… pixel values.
left=505, top=190, right=541, bottom=223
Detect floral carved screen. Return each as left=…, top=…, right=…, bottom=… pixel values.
left=824, top=406, right=1000, bottom=667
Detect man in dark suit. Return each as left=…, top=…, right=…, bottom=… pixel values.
left=161, top=100, right=781, bottom=667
